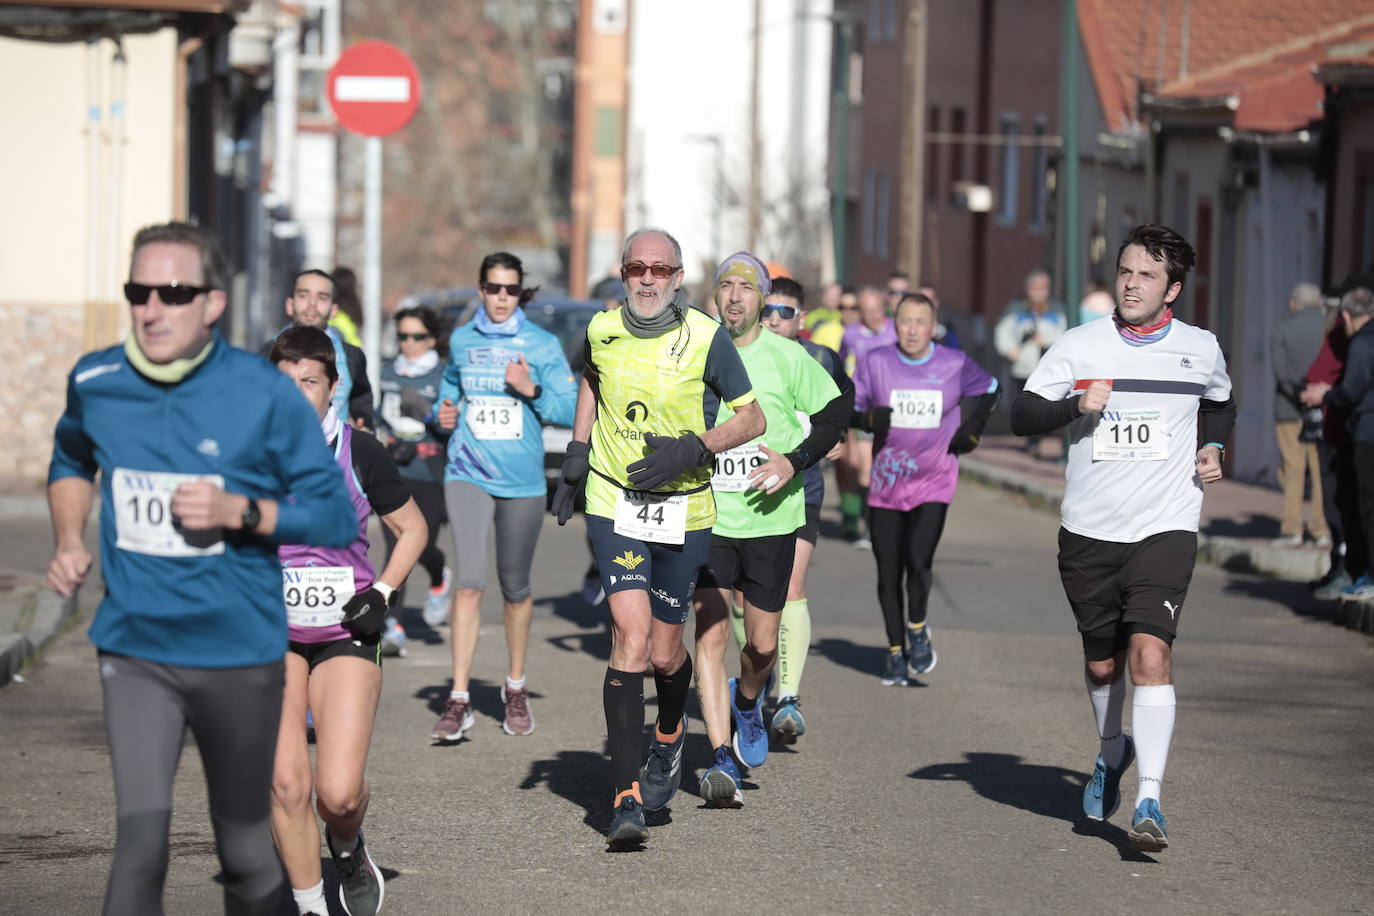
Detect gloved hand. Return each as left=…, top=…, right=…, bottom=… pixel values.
left=553, top=440, right=591, bottom=525
left=340, top=586, right=392, bottom=641
left=869, top=406, right=893, bottom=437
left=626, top=432, right=712, bottom=491
left=948, top=425, right=980, bottom=455
left=387, top=438, right=418, bottom=465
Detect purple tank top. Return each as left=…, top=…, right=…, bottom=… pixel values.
left=280, top=425, right=375, bottom=644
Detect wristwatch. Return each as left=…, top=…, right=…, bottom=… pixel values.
left=240, top=498, right=261, bottom=532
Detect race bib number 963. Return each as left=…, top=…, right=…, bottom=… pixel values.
left=282, top=566, right=355, bottom=628
left=112, top=468, right=225, bottom=557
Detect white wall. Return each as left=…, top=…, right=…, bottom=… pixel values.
left=625, top=0, right=833, bottom=285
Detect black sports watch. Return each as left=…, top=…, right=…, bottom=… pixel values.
left=240, top=498, right=262, bottom=532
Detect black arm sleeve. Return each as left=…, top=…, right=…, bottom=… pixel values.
left=351, top=430, right=411, bottom=516
left=960, top=389, right=1002, bottom=436
left=787, top=386, right=854, bottom=473
left=1198, top=396, right=1237, bottom=448
left=1010, top=390, right=1081, bottom=436
left=347, top=346, right=376, bottom=428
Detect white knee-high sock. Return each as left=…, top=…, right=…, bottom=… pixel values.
left=1086, top=674, right=1127, bottom=767
left=1132, top=684, right=1176, bottom=806
left=292, top=880, right=328, bottom=916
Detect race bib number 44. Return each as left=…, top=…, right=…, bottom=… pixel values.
left=711, top=441, right=765, bottom=493
left=112, top=468, right=225, bottom=557
left=891, top=389, right=943, bottom=429
left=466, top=396, right=523, bottom=440
left=1093, top=407, right=1168, bottom=461
left=282, top=566, right=355, bottom=628
left=614, top=490, right=688, bottom=545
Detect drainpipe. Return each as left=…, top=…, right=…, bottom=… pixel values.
left=85, top=37, right=104, bottom=351
left=174, top=35, right=204, bottom=219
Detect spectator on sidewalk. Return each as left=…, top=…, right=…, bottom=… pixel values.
left=995, top=268, right=1067, bottom=456
left=1270, top=282, right=1332, bottom=548
left=1303, top=287, right=1374, bottom=601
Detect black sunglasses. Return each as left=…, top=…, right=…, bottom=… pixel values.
left=397, top=332, right=433, bottom=341
left=761, top=305, right=799, bottom=320
left=124, top=281, right=214, bottom=306
left=483, top=282, right=522, bottom=297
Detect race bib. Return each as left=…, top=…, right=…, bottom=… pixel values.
left=465, top=396, right=523, bottom=440
left=1093, top=407, right=1168, bottom=461
left=614, top=490, right=688, bottom=545
left=711, top=441, right=766, bottom=493
left=112, top=468, right=225, bottom=557
left=891, top=389, right=943, bottom=429
left=282, top=566, right=355, bottom=628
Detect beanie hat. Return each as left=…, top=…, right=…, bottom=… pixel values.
left=714, top=251, right=772, bottom=300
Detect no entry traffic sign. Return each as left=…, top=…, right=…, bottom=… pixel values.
left=327, top=40, right=421, bottom=137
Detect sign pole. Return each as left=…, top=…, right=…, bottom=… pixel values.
left=363, top=135, right=383, bottom=400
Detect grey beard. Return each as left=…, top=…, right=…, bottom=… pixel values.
left=621, top=289, right=689, bottom=338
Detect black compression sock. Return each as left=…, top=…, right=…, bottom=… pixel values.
left=603, top=667, right=645, bottom=795
left=653, top=653, right=693, bottom=733
left=734, top=682, right=759, bottom=711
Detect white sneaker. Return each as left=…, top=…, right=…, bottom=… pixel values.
left=423, top=567, right=452, bottom=626
left=1313, top=534, right=1333, bottom=550
left=1269, top=534, right=1304, bottom=548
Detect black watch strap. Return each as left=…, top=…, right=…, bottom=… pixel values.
left=241, top=498, right=261, bottom=532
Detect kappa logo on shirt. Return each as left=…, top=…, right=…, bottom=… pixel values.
left=1180, top=357, right=1192, bottom=369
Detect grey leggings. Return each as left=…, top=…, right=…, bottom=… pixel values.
left=98, top=651, right=284, bottom=916
left=444, top=480, right=544, bottom=602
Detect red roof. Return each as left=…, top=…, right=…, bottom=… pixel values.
left=1080, top=0, right=1374, bottom=133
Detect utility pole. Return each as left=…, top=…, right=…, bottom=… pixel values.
left=902, top=0, right=928, bottom=282
left=1060, top=0, right=1081, bottom=322
left=830, top=16, right=853, bottom=284
left=748, top=0, right=763, bottom=251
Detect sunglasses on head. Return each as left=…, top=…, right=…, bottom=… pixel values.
left=483, top=282, right=522, bottom=297
left=761, top=304, right=799, bottom=320
left=124, top=281, right=213, bottom=306
left=621, top=261, right=679, bottom=280
left=397, top=332, right=432, bottom=341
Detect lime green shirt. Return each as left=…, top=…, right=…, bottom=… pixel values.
left=584, top=308, right=756, bottom=531
left=711, top=327, right=841, bottom=538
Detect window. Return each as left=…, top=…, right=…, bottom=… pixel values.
left=997, top=113, right=1020, bottom=225
left=868, top=0, right=882, bottom=40
left=926, top=106, right=941, bottom=203
left=877, top=172, right=892, bottom=259
left=1030, top=116, right=1049, bottom=231
left=883, top=0, right=898, bottom=40
left=949, top=108, right=967, bottom=186
left=862, top=169, right=877, bottom=255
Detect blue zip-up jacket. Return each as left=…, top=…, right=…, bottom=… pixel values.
left=437, top=319, right=578, bottom=498
left=48, top=332, right=356, bottom=668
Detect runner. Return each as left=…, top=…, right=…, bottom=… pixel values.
left=1010, top=224, right=1234, bottom=852
left=430, top=252, right=578, bottom=741
left=838, top=285, right=897, bottom=549
left=263, top=268, right=374, bottom=429
left=695, top=254, right=846, bottom=807
left=809, top=284, right=855, bottom=353
left=46, top=222, right=356, bottom=914
left=269, top=326, right=427, bottom=916
left=551, top=227, right=764, bottom=846
left=376, top=305, right=452, bottom=631
left=750, top=276, right=853, bottom=744
left=852, top=292, right=999, bottom=685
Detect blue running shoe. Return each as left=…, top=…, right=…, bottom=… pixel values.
left=1128, top=798, right=1169, bottom=852
left=1083, top=735, right=1135, bottom=821
left=906, top=624, right=937, bottom=677
left=1340, top=572, right=1374, bottom=601
left=639, top=715, right=687, bottom=811
left=881, top=647, right=907, bottom=686
left=700, top=745, right=743, bottom=808
left=728, top=677, right=769, bottom=768
left=770, top=696, right=806, bottom=745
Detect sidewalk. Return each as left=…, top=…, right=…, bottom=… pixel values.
left=960, top=435, right=1374, bottom=635
left=0, top=568, right=79, bottom=686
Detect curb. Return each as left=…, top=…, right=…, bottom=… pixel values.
left=0, top=585, right=80, bottom=687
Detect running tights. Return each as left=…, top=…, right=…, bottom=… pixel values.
left=869, top=502, right=950, bottom=647
left=444, top=481, right=544, bottom=601
left=98, top=652, right=284, bottom=916
left=383, top=477, right=447, bottom=586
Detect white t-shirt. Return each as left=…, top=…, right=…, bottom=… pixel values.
left=1024, top=317, right=1231, bottom=543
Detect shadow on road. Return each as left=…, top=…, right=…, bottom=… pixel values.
left=910, top=752, right=1157, bottom=863
left=396, top=605, right=445, bottom=645
left=814, top=637, right=931, bottom=686
left=1222, top=574, right=1340, bottom=626
left=536, top=589, right=604, bottom=630
left=547, top=628, right=611, bottom=661
left=415, top=679, right=545, bottom=736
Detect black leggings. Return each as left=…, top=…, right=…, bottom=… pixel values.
left=869, top=502, right=949, bottom=647
left=1321, top=441, right=1368, bottom=579
left=383, top=477, right=447, bottom=587
left=99, top=652, right=284, bottom=915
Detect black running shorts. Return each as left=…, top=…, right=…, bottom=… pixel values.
left=1057, top=527, right=1197, bottom=661
left=288, top=634, right=382, bottom=670
left=586, top=515, right=711, bottom=625
left=697, top=530, right=799, bottom=613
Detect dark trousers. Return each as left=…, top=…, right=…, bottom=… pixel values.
left=1354, top=442, right=1374, bottom=580
left=382, top=477, right=448, bottom=587
left=1318, top=440, right=1366, bottom=579
left=869, top=502, right=950, bottom=646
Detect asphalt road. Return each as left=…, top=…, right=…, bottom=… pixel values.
left=1, top=481, right=1371, bottom=915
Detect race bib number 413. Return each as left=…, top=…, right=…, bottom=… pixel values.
left=466, top=396, right=523, bottom=440
left=112, top=468, right=225, bottom=557
left=1093, top=407, right=1168, bottom=461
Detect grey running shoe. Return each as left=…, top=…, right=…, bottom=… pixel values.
left=606, top=794, right=649, bottom=848
left=501, top=685, right=535, bottom=736
left=881, top=648, right=907, bottom=686
left=431, top=696, right=475, bottom=741
left=328, top=829, right=384, bottom=916
left=422, top=567, right=452, bottom=626
left=1313, top=568, right=1353, bottom=601
left=639, top=716, right=687, bottom=810
left=770, top=697, right=806, bottom=745
left=906, top=624, right=937, bottom=677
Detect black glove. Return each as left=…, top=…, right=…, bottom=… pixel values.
left=340, top=586, right=393, bottom=641
left=625, top=432, right=712, bottom=491
left=948, top=425, right=980, bottom=455
left=869, top=406, right=893, bottom=437
left=387, top=438, right=418, bottom=465
left=553, top=440, right=591, bottom=525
